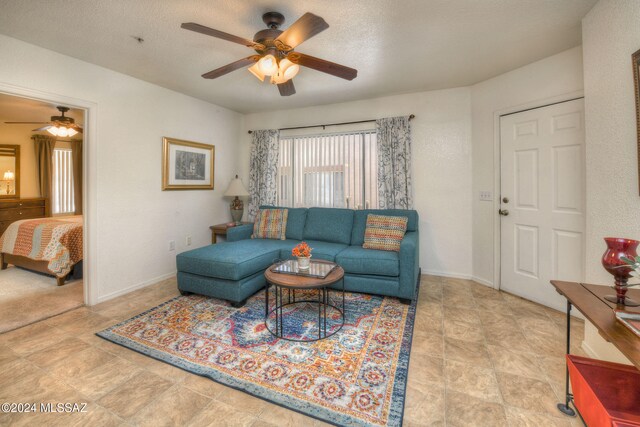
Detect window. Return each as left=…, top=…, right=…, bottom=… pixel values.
left=277, top=130, right=377, bottom=209
left=52, top=148, right=75, bottom=215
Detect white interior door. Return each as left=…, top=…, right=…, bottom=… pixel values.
left=500, top=99, right=585, bottom=311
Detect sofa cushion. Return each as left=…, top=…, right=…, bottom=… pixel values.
left=351, top=209, right=418, bottom=246
left=363, top=214, right=408, bottom=252
left=252, top=208, right=288, bottom=240
left=177, top=240, right=285, bottom=281
left=287, top=240, right=348, bottom=262
left=303, top=207, right=354, bottom=245
left=336, top=246, right=399, bottom=277
left=260, top=205, right=307, bottom=240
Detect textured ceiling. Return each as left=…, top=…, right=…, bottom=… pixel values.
left=0, top=93, right=84, bottom=125
left=0, top=0, right=597, bottom=113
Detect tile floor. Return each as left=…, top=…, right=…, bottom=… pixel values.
left=0, top=275, right=586, bottom=426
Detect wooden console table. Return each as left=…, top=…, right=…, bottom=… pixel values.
left=550, top=280, right=640, bottom=418
left=209, top=222, right=252, bottom=244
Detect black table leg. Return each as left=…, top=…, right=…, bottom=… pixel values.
left=265, top=283, right=269, bottom=318
left=279, top=286, right=283, bottom=337
left=557, top=300, right=576, bottom=417
left=323, top=287, right=327, bottom=337
left=318, top=287, right=322, bottom=339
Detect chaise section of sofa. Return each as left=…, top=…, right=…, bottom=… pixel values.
left=176, top=206, right=420, bottom=306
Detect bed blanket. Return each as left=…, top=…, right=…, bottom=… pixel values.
left=0, top=216, right=83, bottom=277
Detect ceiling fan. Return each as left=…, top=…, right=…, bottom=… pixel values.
left=181, top=11, right=358, bottom=96
left=4, top=106, right=83, bottom=137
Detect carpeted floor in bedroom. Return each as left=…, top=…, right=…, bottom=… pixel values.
left=0, top=275, right=586, bottom=426
left=0, top=266, right=83, bottom=333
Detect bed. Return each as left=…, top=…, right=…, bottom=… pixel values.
left=0, top=216, right=83, bottom=286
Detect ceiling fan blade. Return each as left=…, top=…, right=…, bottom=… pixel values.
left=287, top=52, right=357, bottom=80
left=32, top=125, right=52, bottom=132
left=277, top=80, right=296, bottom=96
left=202, top=56, right=260, bottom=79
left=4, top=121, right=48, bottom=124
left=181, top=23, right=265, bottom=50
left=71, top=124, right=83, bottom=134
left=275, top=13, right=329, bottom=49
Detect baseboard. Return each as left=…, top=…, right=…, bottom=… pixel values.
left=581, top=340, right=598, bottom=359
left=94, top=271, right=176, bottom=304
left=471, top=276, right=495, bottom=289
left=421, top=270, right=472, bottom=280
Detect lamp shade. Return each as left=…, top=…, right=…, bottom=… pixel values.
left=3, top=171, right=14, bottom=181
left=224, top=175, right=249, bottom=197
left=257, top=54, right=278, bottom=76
left=248, top=62, right=265, bottom=82
left=46, top=126, right=78, bottom=137
left=279, top=58, right=300, bottom=80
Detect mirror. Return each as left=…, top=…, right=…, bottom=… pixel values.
left=0, top=145, right=20, bottom=199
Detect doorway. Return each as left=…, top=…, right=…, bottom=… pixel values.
left=0, top=91, right=88, bottom=331
left=499, top=98, right=585, bottom=311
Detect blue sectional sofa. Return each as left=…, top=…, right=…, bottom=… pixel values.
left=176, top=207, right=420, bottom=307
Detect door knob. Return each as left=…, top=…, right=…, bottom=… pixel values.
left=502, top=197, right=509, bottom=203
left=499, top=209, right=509, bottom=216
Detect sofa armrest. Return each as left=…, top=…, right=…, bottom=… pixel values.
left=227, top=224, right=253, bottom=242
left=398, top=231, right=420, bottom=300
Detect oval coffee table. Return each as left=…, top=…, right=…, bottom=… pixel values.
left=264, top=260, right=345, bottom=342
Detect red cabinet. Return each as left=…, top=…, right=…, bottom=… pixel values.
left=567, top=355, right=640, bottom=426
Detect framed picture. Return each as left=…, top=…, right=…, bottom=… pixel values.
left=634, top=48, right=640, bottom=194
left=162, top=137, right=214, bottom=190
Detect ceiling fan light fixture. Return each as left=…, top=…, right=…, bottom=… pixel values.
left=248, top=62, right=265, bottom=82
left=47, top=125, right=77, bottom=138
left=57, top=127, right=70, bottom=137
left=270, top=73, right=287, bottom=85
left=257, top=54, right=278, bottom=76
left=279, top=58, right=299, bottom=80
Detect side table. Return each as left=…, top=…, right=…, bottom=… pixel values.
left=550, top=280, right=640, bottom=421
left=209, top=222, right=252, bottom=244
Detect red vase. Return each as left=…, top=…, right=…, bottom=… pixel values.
left=601, top=237, right=640, bottom=306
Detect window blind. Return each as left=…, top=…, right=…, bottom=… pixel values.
left=277, top=130, right=378, bottom=209
left=52, top=148, right=75, bottom=215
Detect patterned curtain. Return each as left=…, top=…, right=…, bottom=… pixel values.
left=248, top=129, right=279, bottom=220
left=31, top=134, right=56, bottom=217
left=376, top=116, right=413, bottom=209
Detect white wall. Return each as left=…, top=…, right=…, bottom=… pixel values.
left=0, top=124, right=40, bottom=198
left=242, top=88, right=473, bottom=279
left=470, top=47, right=585, bottom=286
left=0, top=34, right=242, bottom=303
left=581, top=0, right=640, bottom=364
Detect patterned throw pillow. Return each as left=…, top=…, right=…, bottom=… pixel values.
left=251, top=209, right=289, bottom=240
left=363, top=214, right=408, bottom=252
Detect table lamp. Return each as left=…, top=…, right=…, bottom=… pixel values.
left=3, top=171, right=14, bottom=195
left=224, top=175, right=249, bottom=225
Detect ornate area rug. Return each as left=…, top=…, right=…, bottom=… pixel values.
left=97, top=289, right=417, bottom=426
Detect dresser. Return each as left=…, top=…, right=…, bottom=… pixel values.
left=0, top=198, right=47, bottom=237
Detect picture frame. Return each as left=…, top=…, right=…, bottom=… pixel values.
left=162, top=137, right=214, bottom=190
left=633, top=48, right=640, bottom=194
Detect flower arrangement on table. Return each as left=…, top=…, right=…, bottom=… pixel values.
left=292, top=241, right=312, bottom=258
left=292, top=241, right=313, bottom=270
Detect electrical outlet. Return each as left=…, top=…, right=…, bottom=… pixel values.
left=186, top=236, right=192, bottom=246
left=479, top=191, right=493, bottom=201
left=169, top=240, right=175, bottom=251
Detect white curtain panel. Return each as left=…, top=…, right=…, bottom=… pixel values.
left=376, top=116, right=413, bottom=209
left=248, top=129, right=280, bottom=220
